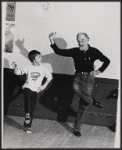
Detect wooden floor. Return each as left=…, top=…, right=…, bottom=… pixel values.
left=2, top=115, right=115, bottom=148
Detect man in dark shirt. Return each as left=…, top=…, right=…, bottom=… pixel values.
left=49, top=32, right=110, bottom=137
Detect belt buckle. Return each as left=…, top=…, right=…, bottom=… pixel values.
left=82, top=72, right=85, bottom=75
left=82, top=72, right=89, bottom=75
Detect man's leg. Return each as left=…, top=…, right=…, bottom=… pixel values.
left=73, top=103, right=87, bottom=129
left=73, top=74, right=94, bottom=106
left=72, top=74, right=94, bottom=136
left=86, top=75, right=103, bottom=108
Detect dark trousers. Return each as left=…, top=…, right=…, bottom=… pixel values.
left=73, top=72, right=95, bottom=130
left=23, top=88, right=38, bottom=128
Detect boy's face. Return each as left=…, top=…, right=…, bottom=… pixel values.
left=34, top=54, right=42, bottom=64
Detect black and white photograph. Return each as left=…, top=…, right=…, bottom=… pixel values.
left=2, top=1, right=120, bottom=148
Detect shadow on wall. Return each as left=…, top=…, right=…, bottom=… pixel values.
left=4, top=68, right=26, bottom=115
left=39, top=37, right=76, bottom=121
left=15, top=39, right=28, bottom=59
left=42, top=37, right=74, bottom=74
left=3, top=59, right=25, bottom=115
left=15, top=37, right=74, bottom=74
left=38, top=74, right=77, bottom=122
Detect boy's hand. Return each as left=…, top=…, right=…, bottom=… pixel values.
left=11, top=62, right=17, bottom=69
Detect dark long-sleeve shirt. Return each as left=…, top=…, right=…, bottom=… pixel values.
left=51, top=43, right=110, bottom=73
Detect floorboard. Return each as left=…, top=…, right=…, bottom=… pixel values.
left=2, top=115, right=116, bottom=148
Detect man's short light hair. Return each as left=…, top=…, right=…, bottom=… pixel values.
left=77, top=32, right=89, bottom=40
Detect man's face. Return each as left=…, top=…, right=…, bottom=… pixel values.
left=77, top=34, right=89, bottom=47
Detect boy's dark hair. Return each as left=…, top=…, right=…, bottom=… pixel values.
left=28, top=50, right=41, bottom=62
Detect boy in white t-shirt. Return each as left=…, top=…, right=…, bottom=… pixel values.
left=11, top=50, right=52, bottom=133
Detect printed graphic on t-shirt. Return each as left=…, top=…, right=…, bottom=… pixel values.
left=30, top=72, right=41, bottom=81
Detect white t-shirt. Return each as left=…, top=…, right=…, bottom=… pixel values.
left=14, top=64, right=52, bottom=92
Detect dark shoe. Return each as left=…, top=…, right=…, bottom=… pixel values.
left=93, top=101, right=103, bottom=108
left=73, top=130, right=81, bottom=137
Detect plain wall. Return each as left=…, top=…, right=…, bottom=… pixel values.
left=2, top=2, right=120, bottom=79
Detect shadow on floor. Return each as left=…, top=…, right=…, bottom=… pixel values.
left=4, top=116, right=24, bottom=130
